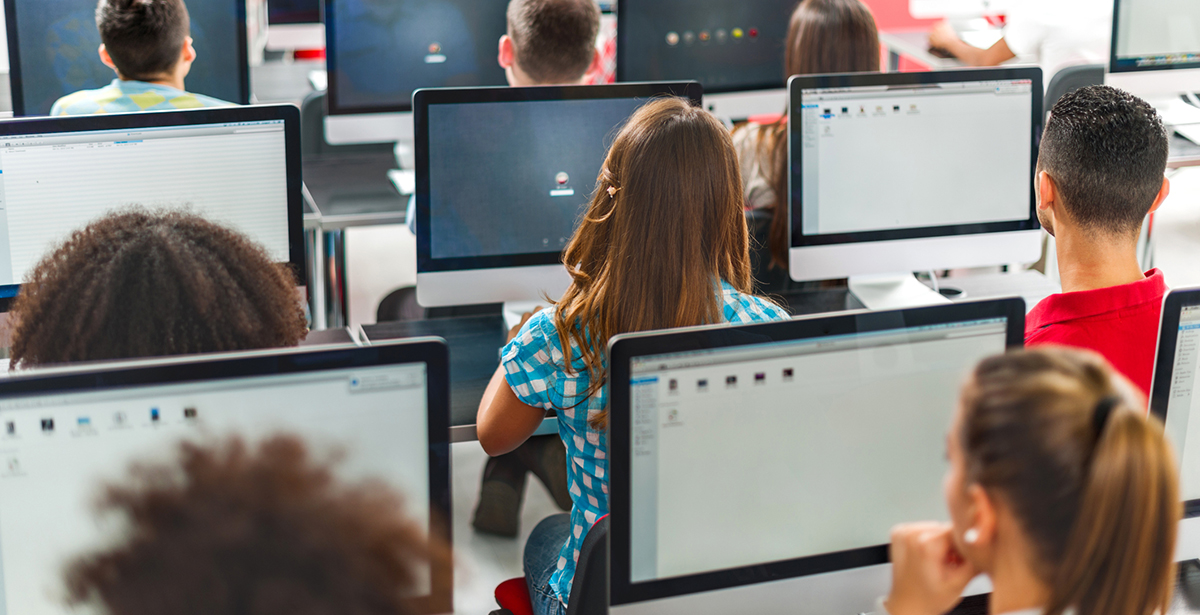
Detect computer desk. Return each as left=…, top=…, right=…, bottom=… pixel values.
left=879, top=29, right=965, bottom=71
left=1170, top=133, right=1200, bottom=169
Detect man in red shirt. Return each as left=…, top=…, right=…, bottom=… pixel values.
left=1027, top=85, right=1171, bottom=396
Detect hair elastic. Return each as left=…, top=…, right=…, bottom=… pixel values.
left=607, top=185, right=620, bottom=198
left=1093, top=396, right=1121, bottom=435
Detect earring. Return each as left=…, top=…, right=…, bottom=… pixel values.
left=963, top=528, right=979, bottom=544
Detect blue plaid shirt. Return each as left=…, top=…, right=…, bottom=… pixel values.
left=501, top=280, right=791, bottom=606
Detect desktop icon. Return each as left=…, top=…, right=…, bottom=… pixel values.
left=715, top=29, right=727, bottom=43
left=666, top=32, right=680, bottom=46
left=697, top=378, right=709, bottom=391
left=683, top=31, right=695, bottom=44
left=184, top=408, right=198, bottom=420
left=4, top=422, right=12, bottom=435
left=40, top=419, right=53, bottom=432
left=725, top=375, right=737, bottom=388
left=754, top=372, right=766, bottom=384
left=113, top=411, right=127, bottom=426
left=150, top=408, right=160, bottom=422
left=732, top=28, right=744, bottom=39
left=698, top=31, right=710, bottom=42
left=556, top=172, right=569, bottom=185
left=669, top=379, right=679, bottom=392
left=428, top=42, right=441, bottom=54
left=77, top=417, right=90, bottom=427
left=783, top=368, right=795, bottom=381
left=748, top=28, right=759, bottom=39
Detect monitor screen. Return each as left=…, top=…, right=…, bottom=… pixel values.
left=415, top=83, right=703, bottom=274
left=0, top=106, right=303, bottom=298
left=1153, top=298, right=1200, bottom=510
left=325, top=0, right=509, bottom=115
left=270, top=0, right=322, bottom=25
left=1111, top=0, right=1200, bottom=73
left=627, top=318, right=1007, bottom=582
left=790, top=69, right=1042, bottom=248
left=4, top=0, right=249, bottom=117
left=0, top=342, right=451, bottom=615
left=616, top=0, right=792, bottom=94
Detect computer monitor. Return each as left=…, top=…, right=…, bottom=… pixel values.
left=788, top=68, right=1044, bottom=308
left=608, top=298, right=1025, bottom=614
left=1107, top=0, right=1200, bottom=99
left=0, top=340, right=453, bottom=615
left=0, top=105, right=305, bottom=304
left=267, top=0, right=323, bottom=51
left=615, top=0, right=793, bottom=120
left=1148, top=288, right=1200, bottom=564
left=323, top=0, right=510, bottom=145
left=4, top=0, right=251, bottom=117
left=413, top=82, right=703, bottom=308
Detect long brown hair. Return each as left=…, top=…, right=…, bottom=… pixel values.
left=960, top=348, right=1180, bottom=615
left=757, top=0, right=880, bottom=268
left=555, top=97, right=756, bottom=429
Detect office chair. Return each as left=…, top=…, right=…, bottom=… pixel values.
left=298, top=91, right=395, bottom=160
left=490, top=515, right=609, bottom=615
left=747, top=208, right=793, bottom=295
left=1043, top=64, right=1105, bottom=121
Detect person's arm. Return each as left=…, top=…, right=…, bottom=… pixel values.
left=928, top=22, right=1017, bottom=66
left=476, top=311, right=552, bottom=456
left=477, top=365, right=549, bottom=456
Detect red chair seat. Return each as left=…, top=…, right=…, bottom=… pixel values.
left=494, top=577, right=534, bottom=615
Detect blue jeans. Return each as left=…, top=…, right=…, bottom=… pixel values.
left=524, top=513, right=570, bottom=615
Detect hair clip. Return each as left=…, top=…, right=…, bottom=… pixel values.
left=607, top=185, right=620, bottom=198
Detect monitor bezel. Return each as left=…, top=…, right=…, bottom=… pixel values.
left=1108, top=0, right=1200, bottom=75
left=413, top=82, right=703, bottom=274
left=323, top=0, right=511, bottom=116
left=0, top=339, right=454, bottom=614
left=787, top=67, right=1044, bottom=249
left=3, top=0, right=251, bottom=117
left=0, top=104, right=307, bottom=306
left=614, top=0, right=791, bottom=95
left=607, top=298, right=1027, bottom=606
left=1148, top=287, right=1200, bottom=519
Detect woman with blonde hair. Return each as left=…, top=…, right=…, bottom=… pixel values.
left=885, top=347, right=1180, bottom=615
left=476, top=97, right=791, bottom=615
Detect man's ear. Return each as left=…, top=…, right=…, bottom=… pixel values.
left=99, top=44, right=117, bottom=72
left=1037, top=171, right=1058, bottom=216
left=1147, top=176, right=1171, bottom=216
left=181, top=36, right=197, bottom=64
left=497, top=34, right=514, bottom=70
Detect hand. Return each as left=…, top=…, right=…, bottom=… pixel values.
left=507, top=310, right=540, bottom=343
left=927, top=21, right=961, bottom=53
left=885, top=522, right=979, bottom=615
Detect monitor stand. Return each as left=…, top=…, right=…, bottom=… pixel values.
left=503, top=301, right=551, bottom=331
left=848, top=273, right=952, bottom=311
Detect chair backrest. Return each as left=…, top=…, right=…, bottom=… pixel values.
left=565, top=515, right=609, bottom=615
left=1044, top=64, right=1105, bottom=121
left=745, top=208, right=793, bottom=295
left=299, top=91, right=396, bottom=160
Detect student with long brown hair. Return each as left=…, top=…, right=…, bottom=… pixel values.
left=732, top=0, right=880, bottom=290
left=476, top=97, right=790, bottom=615
left=884, top=347, right=1180, bottom=615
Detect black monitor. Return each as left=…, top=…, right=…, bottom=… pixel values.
left=608, top=299, right=1026, bottom=614
left=325, top=0, right=510, bottom=116
left=270, top=0, right=322, bottom=25
left=0, top=105, right=305, bottom=304
left=4, top=0, right=251, bottom=117
left=412, top=82, right=703, bottom=307
left=1148, top=288, right=1200, bottom=563
left=615, top=0, right=793, bottom=95
left=0, top=340, right=453, bottom=615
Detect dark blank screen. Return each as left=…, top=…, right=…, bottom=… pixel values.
left=618, top=0, right=794, bottom=93
left=9, top=0, right=244, bottom=116
left=329, top=0, right=509, bottom=113
left=270, top=0, right=321, bottom=24
left=427, top=97, right=646, bottom=260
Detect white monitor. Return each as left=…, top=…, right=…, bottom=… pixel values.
left=0, top=340, right=453, bottom=615
left=266, top=0, right=324, bottom=50
left=412, top=82, right=702, bottom=308
left=0, top=105, right=306, bottom=304
left=787, top=68, right=1044, bottom=305
left=3, top=0, right=250, bottom=116
left=323, top=0, right=510, bottom=145
left=908, top=0, right=1014, bottom=20
left=615, top=0, right=795, bottom=121
left=608, top=299, right=1026, bottom=614
left=1149, top=288, right=1200, bottom=564
left=1106, top=0, right=1200, bottom=99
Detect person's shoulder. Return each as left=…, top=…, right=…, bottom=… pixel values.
left=720, top=282, right=791, bottom=323
left=165, top=90, right=236, bottom=110
left=50, top=86, right=112, bottom=115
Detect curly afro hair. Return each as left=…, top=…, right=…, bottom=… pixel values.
left=64, top=434, right=447, bottom=615
left=9, top=208, right=308, bottom=368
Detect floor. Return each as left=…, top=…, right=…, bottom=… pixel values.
left=450, top=441, right=564, bottom=615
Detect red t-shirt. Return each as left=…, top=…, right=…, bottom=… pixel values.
left=1025, top=269, right=1167, bottom=396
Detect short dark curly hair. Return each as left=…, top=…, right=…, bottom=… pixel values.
left=1039, top=85, right=1170, bottom=236
left=97, top=0, right=191, bottom=81
left=64, top=434, right=444, bottom=615
left=9, top=209, right=308, bottom=368
left=507, top=0, right=600, bottom=84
